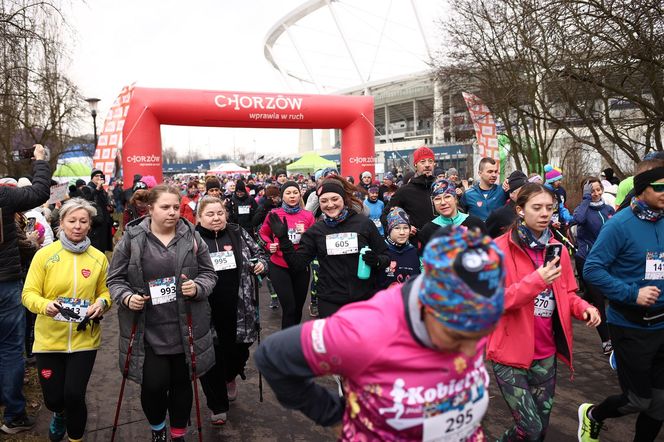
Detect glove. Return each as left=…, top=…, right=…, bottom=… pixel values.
left=268, top=212, right=288, bottom=240
left=361, top=249, right=380, bottom=268
left=582, top=181, right=593, bottom=198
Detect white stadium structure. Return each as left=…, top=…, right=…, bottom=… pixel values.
left=261, top=0, right=477, bottom=178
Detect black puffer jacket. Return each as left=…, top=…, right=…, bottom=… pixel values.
left=0, top=160, right=51, bottom=282
left=382, top=174, right=435, bottom=230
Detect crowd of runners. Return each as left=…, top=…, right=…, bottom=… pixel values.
left=0, top=144, right=663, bottom=441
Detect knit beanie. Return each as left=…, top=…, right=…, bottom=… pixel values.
left=413, top=146, right=434, bottom=164
left=544, top=164, right=563, bottom=184
left=280, top=180, right=299, bottom=198
left=386, top=207, right=410, bottom=233
left=634, top=166, right=664, bottom=196
left=431, top=179, right=456, bottom=196
left=236, top=180, right=247, bottom=193
left=507, top=170, right=528, bottom=194
left=140, top=175, right=157, bottom=189
left=361, top=171, right=372, bottom=179
left=420, top=226, right=505, bottom=333
left=446, top=168, right=459, bottom=177
left=206, top=179, right=221, bottom=191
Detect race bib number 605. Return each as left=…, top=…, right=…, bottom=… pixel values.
left=325, top=232, right=359, bottom=256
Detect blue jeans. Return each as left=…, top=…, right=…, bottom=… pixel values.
left=0, top=280, right=26, bottom=420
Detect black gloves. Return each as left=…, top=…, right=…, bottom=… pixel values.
left=361, top=249, right=381, bottom=268
left=268, top=212, right=289, bottom=240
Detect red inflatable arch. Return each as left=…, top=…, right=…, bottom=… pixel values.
left=92, top=85, right=375, bottom=189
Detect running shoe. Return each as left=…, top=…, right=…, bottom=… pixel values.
left=309, top=302, right=319, bottom=317
left=48, top=412, right=66, bottom=441
left=269, top=295, right=279, bottom=310
left=151, top=427, right=167, bottom=442
left=1, top=413, right=35, bottom=434
left=211, top=411, right=227, bottom=426
left=227, top=380, right=238, bottom=401
left=577, top=403, right=602, bottom=442
left=601, top=340, right=612, bottom=356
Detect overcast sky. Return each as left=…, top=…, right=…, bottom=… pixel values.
left=64, top=0, right=443, bottom=160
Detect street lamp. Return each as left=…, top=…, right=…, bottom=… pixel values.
left=85, top=97, right=100, bottom=147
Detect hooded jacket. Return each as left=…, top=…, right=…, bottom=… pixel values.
left=0, top=160, right=51, bottom=281
left=196, top=223, right=268, bottom=343
left=486, top=229, right=591, bottom=370
left=572, top=195, right=615, bottom=260
left=383, top=173, right=435, bottom=230
left=107, top=216, right=217, bottom=383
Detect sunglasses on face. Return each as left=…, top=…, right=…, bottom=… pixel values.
left=650, top=183, right=664, bottom=193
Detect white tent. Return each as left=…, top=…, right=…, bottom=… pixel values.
left=207, top=162, right=250, bottom=176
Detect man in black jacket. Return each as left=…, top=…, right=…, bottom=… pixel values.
left=382, top=146, right=436, bottom=242
left=0, top=144, right=50, bottom=434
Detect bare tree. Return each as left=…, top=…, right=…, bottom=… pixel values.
left=0, top=0, right=84, bottom=177
left=436, top=0, right=664, bottom=178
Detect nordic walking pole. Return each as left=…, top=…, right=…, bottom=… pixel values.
left=250, top=258, right=263, bottom=403
left=181, top=274, right=203, bottom=442
left=111, top=291, right=144, bottom=442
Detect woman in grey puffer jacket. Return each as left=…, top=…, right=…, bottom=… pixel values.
left=107, top=185, right=217, bottom=442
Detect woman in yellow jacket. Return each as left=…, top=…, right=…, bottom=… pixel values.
left=22, top=198, right=111, bottom=442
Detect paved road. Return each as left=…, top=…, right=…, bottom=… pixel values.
left=5, top=285, right=642, bottom=441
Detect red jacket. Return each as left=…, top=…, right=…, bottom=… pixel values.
left=486, top=229, right=591, bottom=370
left=180, top=194, right=200, bottom=225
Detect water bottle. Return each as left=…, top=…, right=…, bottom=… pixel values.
left=357, top=246, right=372, bottom=280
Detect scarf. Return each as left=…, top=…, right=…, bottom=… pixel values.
left=516, top=221, right=551, bottom=250
left=433, top=211, right=469, bottom=227
left=281, top=202, right=301, bottom=214
left=323, top=207, right=349, bottom=227
left=58, top=230, right=91, bottom=254
left=631, top=197, right=664, bottom=222
left=589, top=200, right=605, bottom=208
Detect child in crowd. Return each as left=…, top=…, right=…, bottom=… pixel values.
left=377, top=207, right=421, bottom=289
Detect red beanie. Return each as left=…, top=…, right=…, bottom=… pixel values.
left=413, top=146, right=434, bottom=164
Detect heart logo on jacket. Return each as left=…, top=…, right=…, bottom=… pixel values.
left=223, top=245, right=232, bottom=251
left=476, top=201, right=483, bottom=207
left=41, top=369, right=52, bottom=379
left=81, top=269, right=91, bottom=278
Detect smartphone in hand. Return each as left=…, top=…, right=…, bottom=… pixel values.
left=544, top=244, right=563, bottom=267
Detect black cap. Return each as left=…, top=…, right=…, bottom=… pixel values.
left=91, top=168, right=104, bottom=179
left=507, top=170, right=528, bottom=194
left=235, top=180, right=247, bottom=193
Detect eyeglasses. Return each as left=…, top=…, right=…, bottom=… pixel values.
left=650, top=183, right=664, bottom=193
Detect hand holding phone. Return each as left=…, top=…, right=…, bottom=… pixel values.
left=544, top=244, right=563, bottom=268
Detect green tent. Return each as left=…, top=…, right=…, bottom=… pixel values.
left=287, top=151, right=336, bottom=175
left=53, top=162, right=92, bottom=184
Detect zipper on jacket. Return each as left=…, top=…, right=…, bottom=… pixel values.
left=69, top=254, right=78, bottom=353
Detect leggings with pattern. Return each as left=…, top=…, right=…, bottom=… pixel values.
left=493, top=356, right=557, bottom=441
